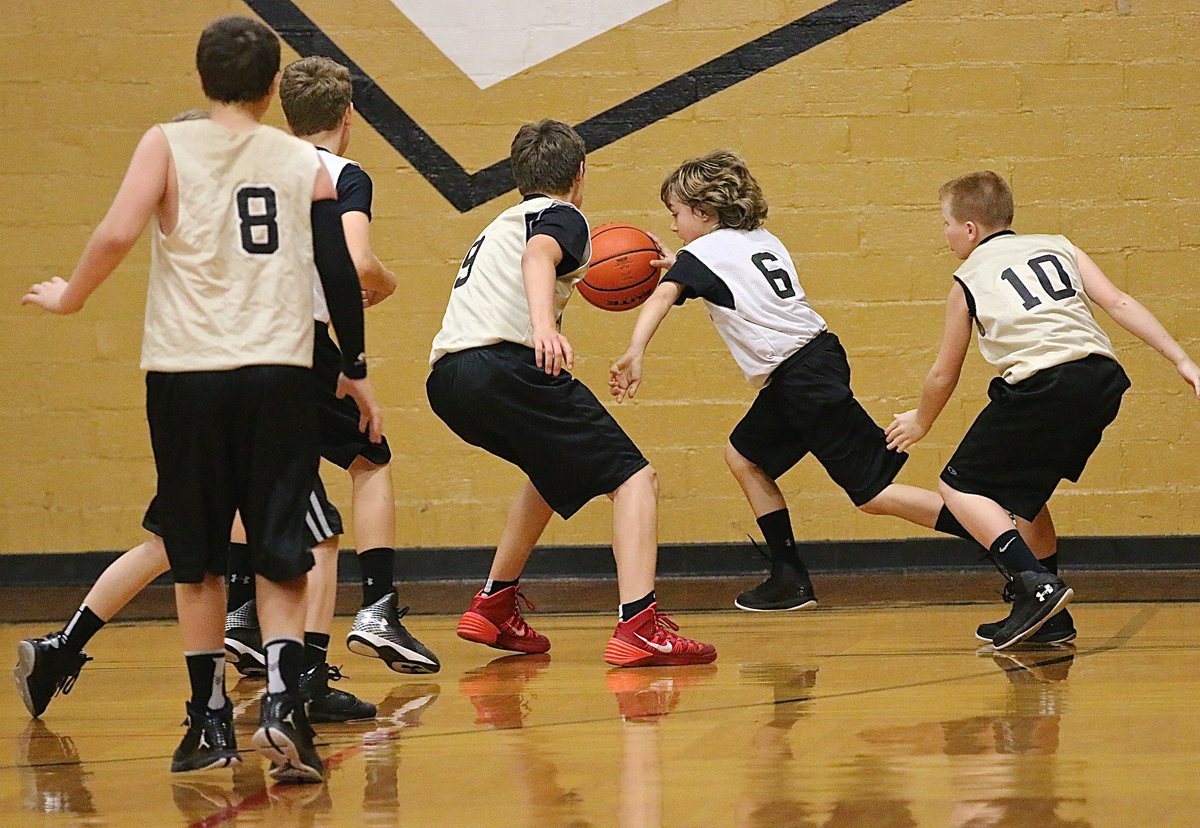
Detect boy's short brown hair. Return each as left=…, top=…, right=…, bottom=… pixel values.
left=280, top=57, right=353, bottom=137
left=509, top=120, right=586, bottom=196
left=660, top=149, right=768, bottom=231
left=939, top=170, right=1014, bottom=228
left=196, top=16, right=280, bottom=104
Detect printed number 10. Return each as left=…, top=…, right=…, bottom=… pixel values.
left=999, top=254, right=1076, bottom=310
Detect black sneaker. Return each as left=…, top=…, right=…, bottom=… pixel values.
left=347, top=592, right=441, bottom=674
left=300, top=663, right=377, bottom=723
left=991, top=571, right=1073, bottom=651
left=976, top=607, right=1076, bottom=645
left=252, top=692, right=324, bottom=783
left=734, top=574, right=818, bottom=612
left=224, top=601, right=266, bottom=678
left=13, top=632, right=92, bottom=718
left=170, top=700, right=241, bottom=773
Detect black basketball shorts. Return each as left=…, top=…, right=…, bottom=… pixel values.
left=143, top=473, right=341, bottom=550
left=313, top=321, right=392, bottom=469
left=941, top=354, right=1131, bottom=521
left=729, top=331, right=908, bottom=507
left=145, top=365, right=318, bottom=584
left=426, top=342, right=649, bottom=518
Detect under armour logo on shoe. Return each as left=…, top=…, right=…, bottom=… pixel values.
left=635, top=633, right=673, bottom=654
left=1035, top=584, right=1054, bottom=602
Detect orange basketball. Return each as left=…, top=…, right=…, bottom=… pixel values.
left=578, top=223, right=660, bottom=312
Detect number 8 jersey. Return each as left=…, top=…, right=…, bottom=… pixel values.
left=664, top=227, right=826, bottom=388
left=953, top=232, right=1116, bottom=384
left=142, top=119, right=322, bottom=373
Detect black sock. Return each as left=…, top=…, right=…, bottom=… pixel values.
left=62, top=605, right=105, bottom=653
left=264, top=638, right=304, bottom=697
left=1041, top=552, right=1058, bottom=575
left=620, top=591, right=656, bottom=622
left=303, top=632, right=331, bottom=669
left=934, top=506, right=975, bottom=542
left=482, top=578, right=519, bottom=597
left=227, top=542, right=255, bottom=611
left=185, top=650, right=226, bottom=710
left=756, top=509, right=806, bottom=580
left=357, top=547, right=395, bottom=607
left=989, top=530, right=1046, bottom=576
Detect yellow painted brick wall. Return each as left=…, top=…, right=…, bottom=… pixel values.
left=1, top=0, right=1197, bottom=555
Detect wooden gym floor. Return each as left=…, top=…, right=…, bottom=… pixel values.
left=2, top=601, right=1198, bottom=826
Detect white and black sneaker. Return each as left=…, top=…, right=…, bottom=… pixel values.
left=252, top=692, right=324, bottom=783
left=347, top=593, right=440, bottom=674
left=224, top=601, right=266, bottom=678
left=991, top=571, right=1073, bottom=651
left=734, top=574, right=818, bottom=612
left=976, top=607, right=1076, bottom=646
left=171, top=700, right=240, bottom=773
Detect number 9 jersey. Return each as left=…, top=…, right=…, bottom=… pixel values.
left=953, top=232, right=1117, bottom=384
left=141, top=119, right=322, bottom=373
left=663, top=227, right=826, bottom=388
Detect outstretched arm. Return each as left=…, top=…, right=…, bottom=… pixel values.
left=885, top=282, right=972, bottom=451
left=22, top=126, right=169, bottom=313
left=1077, top=246, right=1200, bottom=397
left=610, top=279, right=684, bottom=402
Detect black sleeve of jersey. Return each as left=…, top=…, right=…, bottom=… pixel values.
left=312, top=200, right=367, bottom=378
left=661, top=250, right=734, bottom=309
left=336, top=165, right=373, bottom=219
left=528, top=205, right=589, bottom=277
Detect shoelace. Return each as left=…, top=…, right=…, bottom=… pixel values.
left=648, top=611, right=706, bottom=653
left=52, top=635, right=91, bottom=698
left=326, top=665, right=347, bottom=683
left=506, top=591, right=540, bottom=638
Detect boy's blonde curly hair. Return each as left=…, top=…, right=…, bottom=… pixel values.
left=660, top=149, right=768, bottom=231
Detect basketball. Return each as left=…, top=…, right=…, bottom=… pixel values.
left=578, top=223, right=661, bottom=311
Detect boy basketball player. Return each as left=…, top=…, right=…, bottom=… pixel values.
left=610, top=149, right=978, bottom=612
left=885, top=171, right=1199, bottom=649
left=225, top=55, right=439, bottom=679
left=425, top=119, right=715, bottom=667
left=20, top=17, right=379, bottom=780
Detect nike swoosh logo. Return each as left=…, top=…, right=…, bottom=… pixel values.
left=634, top=633, right=673, bottom=654
left=998, top=539, right=1014, bottom=554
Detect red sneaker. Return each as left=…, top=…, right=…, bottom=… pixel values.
left=456, top=586, right=551, bottom=654
left=604, top=604, right=717, bottom=667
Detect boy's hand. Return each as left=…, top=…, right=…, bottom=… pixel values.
left=336, top=374, right=383, bottom=444
left=609, top=351, right=644, bottom=403
left=885, top=410, right=927, bottom=452
left=532, top=326, right=573, bottom=376
left=1177, top=357, right=1200, bottom=397
left=646, top=231, right=676, bottom=271
left=21, top=277, right=78, bottom=314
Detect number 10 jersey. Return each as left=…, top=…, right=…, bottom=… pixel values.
left=953, top=232, right=1116, bottom=384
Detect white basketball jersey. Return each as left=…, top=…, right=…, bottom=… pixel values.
left=675, top=228, right=826, bottom=387
left=954, top=233, right=1116, bottom=384
left=143, top=120, right=321, bottom=372
left=311, top=151, right=363, bottom=325
left=430, top=196, right=590, bottom=365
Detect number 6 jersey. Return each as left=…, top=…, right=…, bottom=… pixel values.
left=142, top=119, right=322, bottom=373
left=953, top=232, right=1116, bottom=384
left=663, top=227, right=826, bottom=388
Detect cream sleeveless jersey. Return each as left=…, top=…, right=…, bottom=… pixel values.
left=430, top=196, right=591, bottom=365
left=953, top=232, right=1116, bottom=384
left=142, top=120, right=322, bottom=372
left=664, top=227, right=826, bottom=388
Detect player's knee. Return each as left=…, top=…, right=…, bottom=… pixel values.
left=858, top=495, right=887, bottom=516
left=724, top=442, right=753, bottom=475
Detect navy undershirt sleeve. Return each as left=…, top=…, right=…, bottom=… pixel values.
left=528, top=205, right=589, bottom=276
left=336, top=165, right=373, bottom=219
